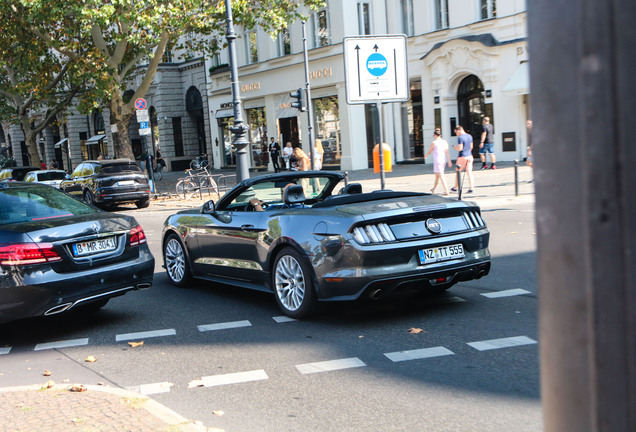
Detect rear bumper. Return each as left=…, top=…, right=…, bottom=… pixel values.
left=0, top=246, right=154, bottom=323
left=95, top=190, right=149, bottom=204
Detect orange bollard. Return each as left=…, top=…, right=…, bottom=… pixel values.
left=373, top=143, right=392, bottom=173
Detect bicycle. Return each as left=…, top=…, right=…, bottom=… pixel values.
left=189, top=154, right=208, bottom=170
left=175, top=167, right=218, bottom=199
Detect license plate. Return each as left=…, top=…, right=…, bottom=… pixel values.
left=419, top=243, right=464, bottom=264
left=117, top=180, right=134, bottom=186
left=73, top=237, right=117, bottom=257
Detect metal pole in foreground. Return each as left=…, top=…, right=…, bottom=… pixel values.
left=514, top=159, right=519, bottom=196
left=225, top=0, right=250, bottom=182
left=301, top=21, right=315, bottom=170
left=376, top=101, right=386, bottom=190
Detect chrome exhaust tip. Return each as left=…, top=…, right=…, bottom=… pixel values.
left=136, top=283, right=152, bottom=289
left=369, top=288, right=383, bottom=300
left=475, top=270, right=486, bottom=279
left=44, top=303, right=73, bottom=316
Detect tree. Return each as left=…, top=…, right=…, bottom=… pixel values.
left=0, top=2, right=90, bottom=167
left=25, top=0, right=324, bottom=160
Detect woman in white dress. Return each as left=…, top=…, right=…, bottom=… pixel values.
left=313, top=139, right=324, bottom=170
left=424, top=129, right=452, bottom=195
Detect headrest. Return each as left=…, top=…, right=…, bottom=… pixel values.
left=283, top=184, right=305, bottom=205
left=342, top=183, right=362, bottom=194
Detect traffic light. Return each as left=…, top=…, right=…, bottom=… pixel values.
left=290, top=88, right=306, bottom=112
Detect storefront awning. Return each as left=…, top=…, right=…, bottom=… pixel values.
left=503, top=62, right=530, bottom=95
left=54, top=138, right=68, bottom=148
left=214, top=108, right=235, bottom=119
left=85, top=134, right=106, bottom=145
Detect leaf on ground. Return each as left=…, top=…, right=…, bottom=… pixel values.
left=408, top=327, right=425, bottom=334
left=85, top=355, right=97, bottom=363
left=42, top=369, right=52, bottom=376
left=128, top=341, right=144, bottom=347
left=213, top=410, right=225, bottom=416
left=42, top=380, right=55, bottom=389
left=70, top=384, right=87, bottom=392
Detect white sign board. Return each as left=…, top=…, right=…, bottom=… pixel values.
left=343, top=35, right=409, bottom=104
left=136, top=109, right=149, bottom=122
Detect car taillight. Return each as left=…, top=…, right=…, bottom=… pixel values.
left=129, top=225, right=147, bottom=246
left=0, top=243, right=62, bottom=265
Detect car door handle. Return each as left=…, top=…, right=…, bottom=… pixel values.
left=241, top=224, right=255, bottom=231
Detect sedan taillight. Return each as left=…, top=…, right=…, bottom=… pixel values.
left=129, top=225, right=147, bottom=246
left=0, top=243, right=62, bottom=265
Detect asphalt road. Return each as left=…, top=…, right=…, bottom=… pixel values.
left=0, top=197, right=540, bottom=431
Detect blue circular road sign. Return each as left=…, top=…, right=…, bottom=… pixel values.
left=366, top=53, right=388, bottom=77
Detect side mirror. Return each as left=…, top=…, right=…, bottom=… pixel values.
left=201, top=200, right=216, bottom=214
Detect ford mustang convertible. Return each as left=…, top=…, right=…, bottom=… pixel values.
left=162, top=171, right=490, bottom=318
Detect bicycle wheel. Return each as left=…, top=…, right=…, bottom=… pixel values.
left=176, top=179, right=198, bottom=199
left=200, top=159, right=208, bottom=169
left=190, top=159, right=201, bottom=170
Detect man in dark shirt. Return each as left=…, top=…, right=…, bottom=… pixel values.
left=268, top=137, right=281, bottom=172
left=479, top=116, right=496, bottom=170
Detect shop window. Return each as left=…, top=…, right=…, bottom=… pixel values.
left=313, top=96, right=341, bottom=167
left=246, top=107, right=267, bottom=168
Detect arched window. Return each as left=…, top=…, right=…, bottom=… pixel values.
left=185, top=86, right=207, bottom=156
left=457, top=75, right=485, bottom=157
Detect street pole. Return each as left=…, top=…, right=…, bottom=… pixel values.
left=301, top=21, right=315, bottom=170
left=376, top=102, right=386, bottom=190
left=225, top=0, right=250, bottom=182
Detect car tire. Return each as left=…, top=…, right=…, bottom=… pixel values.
left=164, top=234, right=192, bottom=287
left=272, top=247, right=317, bottom=319
left=83, top=190, right=95, bottom=206
left=136, top=198, right=150, bottom=209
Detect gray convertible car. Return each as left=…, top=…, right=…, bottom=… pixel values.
left=162, top=171, right=490, bottom=318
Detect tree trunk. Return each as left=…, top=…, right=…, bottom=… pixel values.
left=19, top=115, right=41, bottom=167
left=109, top=96, right=135, bottom=160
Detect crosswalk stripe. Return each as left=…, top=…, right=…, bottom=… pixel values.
left=384, top=346, right=454, bottom=362
left=273, top=316, right=298, bottom=323
left=198, top=320, right=251, bottom=332
left=467, top=335, right=537, bottom=351
left=481, top=289, right=531, bottom=298
left=296, top=357, right=366, bottom=374
left=138, top=382, right=173, bottom=395
left=0, top=347, right=12, bottom=355
left=34, top=338, right=89, bottom=351
left=194, top=370, right=269, bottom=388
left=115, top=329, right=176, bottom=342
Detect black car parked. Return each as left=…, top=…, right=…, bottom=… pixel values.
left=0, top=166, right=40, bottom=182
left=0, top=181, right=154, bottom=324
left=60, top=159, right=150, bottom=208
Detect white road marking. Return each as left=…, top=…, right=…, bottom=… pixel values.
left=384, top=346, right=454, bottom=362
left=0, top=347, right=11, bottom=355
left=137, top=382, right=173, bottom=395
left=198, top=320, right=251, bottom=332
left=296, top=357, right=366, bottom=375
left=481, top=289, right=531, bottom=298
left=34, top=338, right=89, bottom=351
left=273, top=316, right=298, bottom=323
left=468, top=335, right=537, bottom=351
left=115, top=329, right=176, bottom=342
left=195, top=370, right=269, bottom=388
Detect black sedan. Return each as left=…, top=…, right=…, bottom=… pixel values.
left=162, top=171, right=490, bottom=318
left=0, top=181, right=154, bottom=324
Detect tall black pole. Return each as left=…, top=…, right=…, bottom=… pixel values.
left=225, top=0, right=250, bottom=182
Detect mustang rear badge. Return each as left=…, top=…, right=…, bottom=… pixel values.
left=425, top=218, right=442, bottom=234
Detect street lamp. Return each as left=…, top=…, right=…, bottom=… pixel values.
left=225, top=0, right=250, bottom=182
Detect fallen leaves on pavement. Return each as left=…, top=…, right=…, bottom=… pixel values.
left=84, top=355, right=97, bottom=363
left=128, top=341, right=144, bottom=347
left=408, top=327, right=425, bottom=334
left=42, top=380, right=55, bottom=389
left=42, top=369, right=52, bottom=376
left=70, top=384, right=88, bottom=392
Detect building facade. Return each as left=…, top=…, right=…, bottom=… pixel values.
left=1, top=0, right=529, bottom=173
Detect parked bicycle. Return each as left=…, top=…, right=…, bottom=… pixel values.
left=190, top=154, right=208, bottom=170
left=175, top=168, right=233, bottom=200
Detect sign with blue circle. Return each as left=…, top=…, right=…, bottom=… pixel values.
left=134, top=98, right=147, bottom=110
left=366, top=53, right=388, bottom=77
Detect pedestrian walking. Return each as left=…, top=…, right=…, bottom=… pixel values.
left=268, top=137, right=281, bottom=172
left=526, top=119, right=533, bottom=168
left=313, top=139, right=324, bottom=170
left=282, top=142, right=293, bottom=170
left=479, top=116, right=496, bottom=170
left=155, top=149, right=165, bottom=180
left=424, top=130, right=452, bottom=195
left=451, top=125, right=475, bottom=193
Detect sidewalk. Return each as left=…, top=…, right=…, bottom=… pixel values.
left=0, top=161, right=533, bottom=432
left=148, top=160, right=535, bottom=209
left=0, top=384, right=208, bottom=432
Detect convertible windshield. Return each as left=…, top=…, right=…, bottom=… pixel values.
left=225, top=176, right=333, bottom=211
